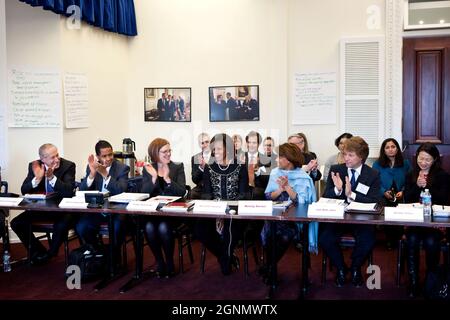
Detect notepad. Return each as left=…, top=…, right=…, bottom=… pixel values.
left=345, top=202, right=379, bottom=212
left=58, top=198, right=88, bottom=209
left=161, top=201, right=195, bottom=213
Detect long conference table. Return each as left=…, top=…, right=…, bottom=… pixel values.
left=2, top=197, right=450, bottom=299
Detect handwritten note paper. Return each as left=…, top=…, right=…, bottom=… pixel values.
left=293, top=71, right=337, bottom=125
left=8, top=68, right=61, bottom=127
left=63, top=73, right=89, bottom=128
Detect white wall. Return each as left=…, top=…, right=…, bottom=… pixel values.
left=127, top=0, right=289, bottom=184
left=288, top=0, right=385, bottom=164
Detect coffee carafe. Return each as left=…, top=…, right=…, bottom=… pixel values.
left=121, top=138, right=136, bottom=178
left=122, top=138, right=136, bottom=154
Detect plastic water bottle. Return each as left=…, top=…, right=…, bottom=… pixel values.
left=3, top=250, right=11, bottom=272
left=422, top=188, right=432, bottom=217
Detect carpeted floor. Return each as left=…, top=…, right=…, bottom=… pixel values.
left=0, top=236, right=421, bottom=301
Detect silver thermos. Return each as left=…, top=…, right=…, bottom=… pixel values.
left=122, top=138, right=136, bottom=178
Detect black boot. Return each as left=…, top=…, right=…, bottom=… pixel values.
left=407, top=249, right=420, bottom=298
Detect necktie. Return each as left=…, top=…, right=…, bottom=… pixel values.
left=350, top=169, right=357, bottom=190
left=248, top=156, right=256, bottom=187
left=46, top=178, right=54, bottom=193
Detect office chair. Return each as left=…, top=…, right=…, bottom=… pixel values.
left=321, top=235, right=374, bottom=285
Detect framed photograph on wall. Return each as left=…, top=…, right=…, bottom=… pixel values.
left=144, top=87, right=191, bottom=122
left=209, top=85, right=259, bottom=122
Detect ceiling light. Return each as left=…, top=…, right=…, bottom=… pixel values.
left=419, top=20, right=424, bottom=24
left=440, top=19, right=445, bottom=24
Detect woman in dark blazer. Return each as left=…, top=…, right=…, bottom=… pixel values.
left=141, top=138, right=186, bottom=277
left=403, top=142, right=450, bottom=297
left=288, top=133, right=322, bottom=182
left=195, top=133, right=249, bottom=275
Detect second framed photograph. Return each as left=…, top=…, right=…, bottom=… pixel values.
left=144, top=87, right=191, bottom=122
left=209, top=85, right=259, bottom=122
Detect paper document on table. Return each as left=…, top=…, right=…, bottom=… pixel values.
left=317, top=197, right=345, bottom=205
left=345, top=202, right=378, bottom=212
left=432, top=205, right=450, bottom=217
left=0, top=197, right=23, bottom=207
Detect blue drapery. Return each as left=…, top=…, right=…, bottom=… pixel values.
left=19, top=0, right=137, bottom=36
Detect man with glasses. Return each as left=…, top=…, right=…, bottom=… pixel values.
left=263, top=137, right=278, bottom=169
left=11, top=143, right=76, bottom=265
left=191, top=133, right=213, bottom=199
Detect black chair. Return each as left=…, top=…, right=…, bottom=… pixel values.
left=200, top=225, right=261, bottom=278
left=173, top=223, right=195, bottom=273
left=321, top=235, right=374, bottom=285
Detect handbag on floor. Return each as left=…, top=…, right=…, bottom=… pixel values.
left=66, top=244, right=107, bottom=282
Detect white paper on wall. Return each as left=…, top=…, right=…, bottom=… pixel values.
left=292, top=71, right=337, bottom=125
left=8, top=67, right=61, bottom=127
left=63, top=73, right=89, bottom=128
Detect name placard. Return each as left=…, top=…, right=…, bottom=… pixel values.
left=307, top=203, right=345, bottom=219
left=58, top=197, right=88, bottom=209
left=193, top=201, right=227, bottom=214
left=127, top=200, right=159, bottom=212
left=238, top=201, right=273, bottom=215
left=384, top=206, right=424, bottom=222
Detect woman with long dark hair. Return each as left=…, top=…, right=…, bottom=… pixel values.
left=403, top=142, right=450, bottom=297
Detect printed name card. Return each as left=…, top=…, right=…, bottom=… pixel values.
left=384, top=206, right=424, bottom=222
left=307, top=203, right=345, bottom=219
left=58, top=198, right=88, bottom=209
left=238, top=201, right=273, bottom=216
left=126, top=200, right=159, bottom=212
left=0, top=197, right=24, bottom=207
left=192, top=201, right=227, bottom=214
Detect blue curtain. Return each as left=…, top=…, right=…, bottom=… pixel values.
left=19, top=0, right=137, bottom=36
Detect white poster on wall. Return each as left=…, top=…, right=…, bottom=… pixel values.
left=63, top=73, right=89, bottom=128
left=8, top=67, right=61, bottom=127
left=292, top=71, right=337, bottom=125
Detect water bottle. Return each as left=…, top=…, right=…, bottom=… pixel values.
left=422, top=188, right=432, bottom=217
left=3, top=250, right=11, bottom=272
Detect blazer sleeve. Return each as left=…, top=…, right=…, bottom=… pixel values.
left=322, top=165, right=344, bottom=199
left=21, top=162, right=39, bottom=195
left=404, top=172, right=421, bottom=203
left=141, top=167, right=158, bottom=195
left=239, top=164, right=250, bottom=200
left=201, top=166, right=213, bottom=200
left=106, top=164, right=130, bottom=195
left=54, top=160, right=76, bottom=198
left=191, top=155, right=203, bottom=185
left=165, top=163, right=186, bottom=197
left=80, top=165, right=94, bottom=191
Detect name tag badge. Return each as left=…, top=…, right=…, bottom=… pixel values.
left=356, top=183, right=370, bottom=195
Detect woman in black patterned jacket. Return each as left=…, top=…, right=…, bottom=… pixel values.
left=195, top=133, right=249, bottom=275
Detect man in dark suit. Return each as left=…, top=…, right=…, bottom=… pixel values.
left=75, top=140, right=129, bottom=265
left=157, top=92, right=167, bottom=120
left=245, top=131, right=272, bottom=200
left=178, top=95, right=185, bottom=120
left=11, top=143, right=76, bottom=265
left=191, top=133, right=213, bottom=199
left=226, top=92, right=239, bottom=121
left=263, top=136, right=278, bottom=169
left=319, top=136, right=381, bottom=287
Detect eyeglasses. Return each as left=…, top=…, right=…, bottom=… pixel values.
left=201, top=141, right=209, bottom=145
left=159, top=149, right=172, bottom=155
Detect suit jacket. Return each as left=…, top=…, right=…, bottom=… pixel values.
left=80, top=160, right=129, bottom=196
left=191, top=152, right=215, bottom=191
left=141, top=161, right=186, bottom=197
left=245, top=152, right=272, bottom=189
left=21, top=158, right=76, bottom=198
left=323, top=163, right=381, bottom=203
